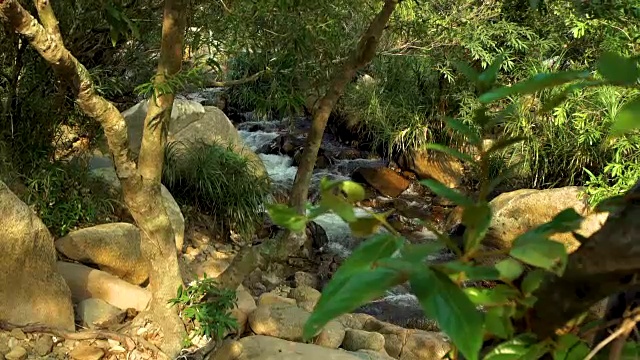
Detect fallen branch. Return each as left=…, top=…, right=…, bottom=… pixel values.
left=0, top=321, right=169, bottom=359
left=584, top=307, right=640, bottom=360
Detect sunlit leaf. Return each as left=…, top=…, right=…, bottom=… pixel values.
left=266, top=203, right=307, bottom=232
left=349, top=216, right=383, bottom=237
left=610, top=97, right=640, bottom=136
left=495, top=259, right=524, bottom=281
left=464, top=285, right=520, bottom=306
left=510, top=235, right=567, bottom=274
left=412, top=268, right=484, bottom=360
left=320, top=192, right=356, bottom=222
left=339, top=180, right=366, bottom=202
left=479, top=71, right=591, bottom=104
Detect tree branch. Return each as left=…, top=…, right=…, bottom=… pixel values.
left=33, top=0, right=63, bottom=43
left=530, top=179, right=640, bottom=339
left=205, top=70, right=266, bottom=87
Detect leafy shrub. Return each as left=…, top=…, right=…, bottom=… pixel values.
left=22, top=161, right=118, bottom=237
left=162, top=141, right=271, bottom=239
left=169, top=274, right=238, bottom=346
left=266, top=53, right=640, bottom=360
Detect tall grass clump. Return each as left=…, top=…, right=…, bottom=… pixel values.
left=163, top=141, right=271, bottom=239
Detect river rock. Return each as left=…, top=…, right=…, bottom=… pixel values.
left=57, top=261, right=151, bottom=311
left=4, top=346, right=26, bottom=360
left=397, top=149, right=464, bottom=189
left=77, top=298, right=126, bottom=329
left=89, top=167, right=185, bottom=252
left=352, top=167, right=411, bottom=197
left=0, top=181, right=74, bottom=330
left=56, top=223, right=148, bottom=285
left=484, top=187, right=608, bottom=252
left=342, top=329, right=386, bottom=352
left=69, top=344, right=104, bottom=360
left=288, top=285, right=321, bottom=312
left=233, top=335, right=383, bottom=360
left=122, top=99, right=266, bottom=178
left=248, top=303, right=345, bottom=348
left=294, top=271, right=319, bottom=288
left=362, top=319, right=450, bottom=359
left=33, top=335, right=54, bottom=356
left=232, top=285, right=257, bottom=334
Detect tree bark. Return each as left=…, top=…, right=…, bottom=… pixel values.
left=288, top=0, right=399, bottom=214
left=530, top=179, right=640, bottom=339
left=0, top=0, right=187, bottom=356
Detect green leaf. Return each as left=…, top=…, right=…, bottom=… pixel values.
left=320, top=192, right=357, bottom=222
left=479, top=54, right=505, bottom=87
left=412, top=268, right=484, bottom=360
left=483, top=334, right=538, bottom=360
left=441, top=261, right=502, bottom=281
left=462, top=202, right=492, bottom=253
left=479, top=71, right=591, bottom=104
left=552, top=334, right=586, bottom=360
left=486, top=137, right=527, bottom=155
left=419, top=179, right=474, bottom=207
left=349, top=216, right=383, bottom=237
left=593, top=195, right=626, bottom=213
left=521, top=269, right=547, bottom=295
left=445, top=117, right=481, bottom=145
left=537, top=208, right=584, bottom=234
left=425, top=143, right=475, bottom=163
left=610, top=97, right=640, bottom=136
left=597, top=52, right=640, bottom=85
left=339, top=181, right=366, bottom=202
left=452, top=60, right=479, bottom=82
left=304, top=268, right=402, bottom=339
left=520, top=341, right=551, bottom=360
left=485, top=306, right=514, bottom=339
left=495, top=259, right=524, bottom=281
left=315, top=233, right=403, bottom=311
left=510, top=235, right=567, bottom=274
left=401, top=243, right=445, bottom=263
left=266, top=203, right=307, bottom=232
left=465, top=285, right=520, bottom=306
left=486, top=161, right=525, bottom=194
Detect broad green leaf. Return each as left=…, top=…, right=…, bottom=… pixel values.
left=420, top=179, right=474, bottom=207
left=465, top=285, right=520, bottom=306
left=541, top=80, right=608, bottom=113
left=495, top=259, right=524, bottom=281
left=483, top=334, right=538, bottom=360
left=320, top=177, right=342, bottom=192
left=320, top=192, right=357, bottom=222
left=521, top=341, right=551, bottom=360
left=479, top=71, right=591, bottom=104
left=510, top=235, right=567, bottom=274
left=452, top=60, right=479, bottom=82
left=552, top=334, right=588, bottom=360
left=315, top=233, right=403, bottom=310
left=593, top=195, right=626, bottom=213
left=412, top=268, right=484, bottom=360
left=440, top=261, right=502, bottom=281
left=445, top=117, right=481, bottom=145
left=486, top=161, right=525, bottom=194
left=536, top=208, right=584, bottom=234
left=521, top=269, right=547, bottom=295
left=349, top=216, right=383, bottom=237
left=610, top=97, right=640, bottom=136
left=485, top=306, right=514, bottom=339
left=479, top=54, right=505, bottom=87
left=304, top=267, right=402, bottom=340
left=597, top=52, right=640, bottom=85
left=401, top=243, right=445, bottom=263
left=486, top=137, right=527, bottom=155
left=339, top=181, right=366, bottom=202
left=266, top=203, right=308, bottom=232
left=462, top=202, right=492, bottom=252
left=426, top=143, right=475, bottom=163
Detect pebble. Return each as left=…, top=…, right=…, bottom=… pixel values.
left=4, top=346, right=26, bottom=360
left=8, top=330, right=25, bottom=341
left=34, top=335, right=55, bottom=356
left=69, top=344, right=105, bottom=360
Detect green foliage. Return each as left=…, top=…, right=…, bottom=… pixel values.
left=266, top=52, right=640, bottom=360
left=169, top=274, right=238, bottom=345
left=162, top=141, right=271, bottom=239
left=22, top=161, right=118, bottom=237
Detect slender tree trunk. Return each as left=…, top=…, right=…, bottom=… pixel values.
left=288, top=0, right=399, bottom=214
left=0, top=1, right=187, bottom=356
left=215, top=0, right=400, bottom=291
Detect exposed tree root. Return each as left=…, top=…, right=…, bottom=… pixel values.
left=0, top=320, right=168, bottom=359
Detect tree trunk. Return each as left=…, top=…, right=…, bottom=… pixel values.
left=289, top=0, right=398, bottom=215
left=0, top=0, right=187, bottom=356
left=215, top=0, right=400, bottom=291
left=530, top=179, right=640, bottom=339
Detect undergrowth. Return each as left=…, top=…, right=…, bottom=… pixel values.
left=162, top=140, right=271, bottom=239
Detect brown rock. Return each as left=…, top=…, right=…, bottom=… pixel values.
left=398, top=149, right=464, bottom=189
left=0, top=181, right=74, bottom=330
left=69, top=344, right=104, bottom=360
left=257, top=293, right=297, bottom=306
left=352, top=167, right=410, bottom=197
left=34, top=335, right=55, bottom=356
left=400, top=331, right=450, bottom=360
left=342, top=329, right=386, bottom=352
left=4, top=346, right=26, bottom=360
left=77, top=298, right=126, bottom=329
left=56, top=261, right=151, bottom=311
left=314, top=320, right=346, bottom=349
left=294, top=271, right=319, bottom=289
left=289, top=286, right=321, bottom=312
left=55, top=223, right=148, bottom=285
left=235, top=335, right=372, bottom=360
left=9, top=329, right=25, bottom=340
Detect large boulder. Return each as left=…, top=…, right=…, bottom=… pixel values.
left=56, top=223, right=148, bottom=285
left=352, top=167, right=411, bottom=198
left=122, top=98, right=266, bottom=178
left=397, top=149, right=464, bottom=189
left=483, top=187, right=608, bottom=253
left=222, top=336, right=395, bottom=360
left=0, top=181, right=74, bottom=330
